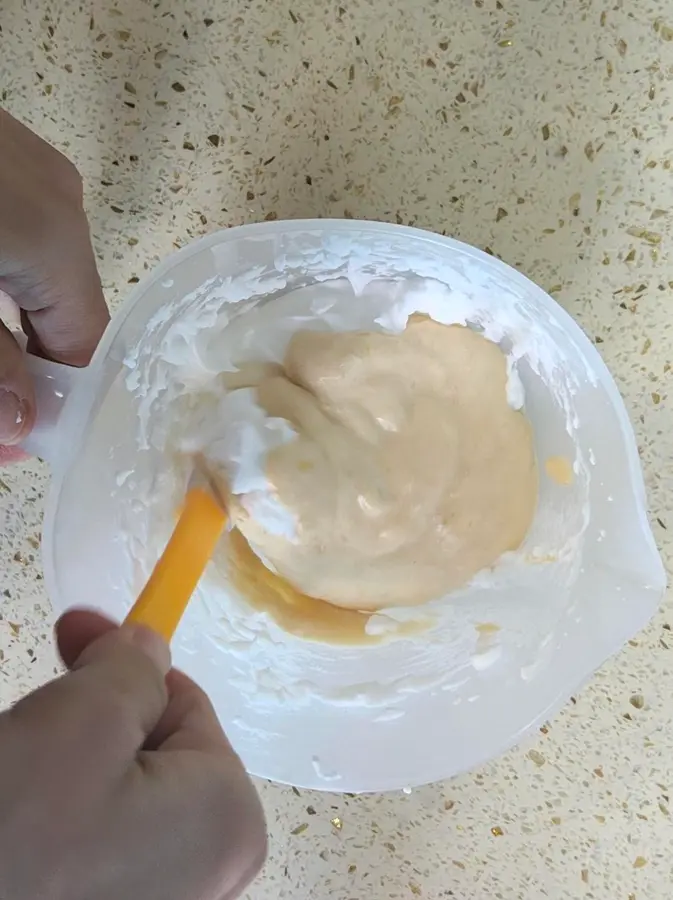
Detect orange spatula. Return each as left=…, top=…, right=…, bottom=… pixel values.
left=125, top=471, right=228, bottom=642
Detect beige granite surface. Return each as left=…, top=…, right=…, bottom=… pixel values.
left=2, top=0, right=673, bottom=897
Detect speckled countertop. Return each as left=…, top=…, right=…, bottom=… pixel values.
left=2, top=1, right=673, bottom=897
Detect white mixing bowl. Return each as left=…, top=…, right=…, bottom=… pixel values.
left=24, top=220, right=666, bottom=792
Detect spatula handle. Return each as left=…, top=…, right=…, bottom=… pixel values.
left=125, top=487, right=227, bottom=642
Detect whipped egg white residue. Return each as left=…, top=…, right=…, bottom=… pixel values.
left=120, top=233, right=593, bottom=716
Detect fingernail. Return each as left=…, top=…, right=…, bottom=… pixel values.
left=120, top=623, right=172, bottom=674
left=0, top=389, right=29, bottom=445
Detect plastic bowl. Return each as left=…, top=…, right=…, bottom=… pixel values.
left=24, top=220, right=666, bottom=792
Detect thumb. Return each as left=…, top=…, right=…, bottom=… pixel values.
left=72, top=620, right=171, bottom=676
left=69, top=624, right=172, bottom=748
left=12, top=622, right=171, bottom=763
left=0, top=321, right=34, bottom=445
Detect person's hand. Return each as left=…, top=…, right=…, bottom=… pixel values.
left=0, top=610, right=267, bottom=900
left=0, top=110, right=109, bottom=461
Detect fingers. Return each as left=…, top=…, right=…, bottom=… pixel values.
left=0, top=112, right=109, bottom=459
left=13, top=620, right=171, bottom=763
left=137, top=671, right=267, bottom=900
left=47, top=610, right=268, bottom=899
left=19, top=233, right=110, bottom=366
left=70, top=624, right=171, bottom=735
left=0, top=110, right=82, bottom=193
left=142, top=667, right=268, bottom=898
left=72, top=621, right=171, bottom=679
left=56, top=608, right=118, bottom=669
left=57, top=610, right=230, bottom=755
left=57, top=610, right=229, bottom=755
left=0, top=110, right=109, bottom=367
left=56, top=610, right=238, bottom=767
left=0, top=321, right=34, bottom=444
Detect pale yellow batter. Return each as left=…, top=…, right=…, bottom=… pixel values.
left=226, top=316, right=537, bottom=612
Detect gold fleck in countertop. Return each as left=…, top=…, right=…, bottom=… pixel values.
left=2, top=2, right=673, bottom=897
